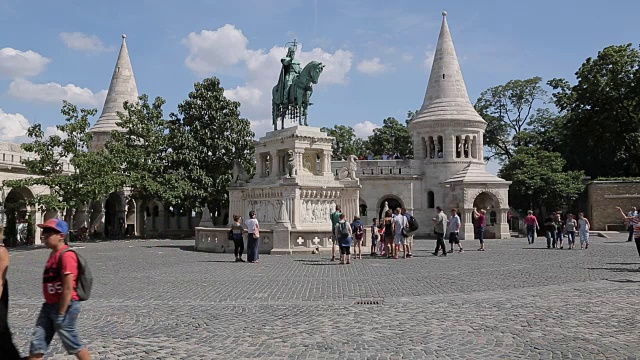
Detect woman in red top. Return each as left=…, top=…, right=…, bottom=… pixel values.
left=473, top=208, right=487, bottom=251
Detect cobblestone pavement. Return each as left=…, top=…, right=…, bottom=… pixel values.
left=5, top=234, right=640, bottom=359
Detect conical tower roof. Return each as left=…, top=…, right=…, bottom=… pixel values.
left=90, top=34, right=139, bottom=133
left=412, top=12, right=485, bottom=125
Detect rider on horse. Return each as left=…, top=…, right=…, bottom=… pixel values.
left=276, top=40, right=302, bottom=107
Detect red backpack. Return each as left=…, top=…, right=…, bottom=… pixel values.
left=355, top=224, right=364, bottom=240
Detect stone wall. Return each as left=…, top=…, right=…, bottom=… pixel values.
left=587, top=181, right=640, bottom=231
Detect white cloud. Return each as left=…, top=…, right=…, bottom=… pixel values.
left=401, top=53, right=414, bottom=62
left=44, top=125, right=67, bottom=139
left=249, top=119, right=274, bottom=139
left=60, top=32, right=113, bottom=53
left=0, top=48, right=50, bottom=78
left=424, top=47, right=436, bottom=71
left=356, top=58, right=388, bottom=75
left=8, top=79, right=107, bottom=107
left=0, top=108, right=30, bottom=142
left=353, top=120, right=379, bottom=138
left=183, top=24, right=249, bottom=74
left=183, top=25, right=353, bottom=128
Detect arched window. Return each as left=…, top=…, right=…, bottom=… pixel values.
left=359, top=204, right=368, bottom=217
left=455, top=136, right=461, bottom=158
left=427, top=191, right=435, bottom=209
left=490, top=211, right=497, bottom=225
left=436, top=136, right=444, bottom=158
left=428, top=136, right=435, bottom=159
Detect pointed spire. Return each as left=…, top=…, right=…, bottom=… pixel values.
left=90, top=34, right=139, bottom=133
left=413, top=12, right=485, bottom=124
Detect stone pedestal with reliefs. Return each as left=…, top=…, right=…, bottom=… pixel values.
left=222, top=126, right=361, bottom=254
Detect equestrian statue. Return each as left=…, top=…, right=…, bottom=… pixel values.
left=272, top=40, right=325, bottom=130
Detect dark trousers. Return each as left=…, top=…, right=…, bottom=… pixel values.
left=628, top=226, right=634, bottom=242
left=0, top=285, right=22, bottom=360
left=233, top=235, right=244, bottom=258
left=635, top=237, right=640, bottom=257
left=247, top=234, right=260, bottom=262
left=434, top=232, right=446, bottom=254
left=526, top=225, right=535, bottom=243
left=566, top=231, right=576, bottom=245
left=478, top=226, right=485, bottom=244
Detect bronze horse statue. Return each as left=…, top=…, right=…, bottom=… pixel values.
left=272, top=61, right=324, bottom=130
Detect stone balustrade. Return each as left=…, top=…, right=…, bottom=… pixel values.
left=195, top=226, right=374, bottom=254
left=0, top=141, right=74, bottom=173
left=331, top=159, right=420, bottom=178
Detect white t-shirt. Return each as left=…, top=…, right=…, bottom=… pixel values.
left=448, top=214, right=460, bottom=233
left=393, top=214, right=407, bottom=235
left=245, top=218, right=259, bottom=233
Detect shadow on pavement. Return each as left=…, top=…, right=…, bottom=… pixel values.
left=144, top=244, right=198, bottom=252
left=588, top=267, right=640, bottom=273
left=606, top=278, right=640, bottom=283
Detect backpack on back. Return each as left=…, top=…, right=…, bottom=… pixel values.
left=407, top=214, right=419, bottom=232
left=339, top=222, right=350, bottom=238
left=58, top=249, right=93, bottom=301
left=354, top=224, right=364, bottom=240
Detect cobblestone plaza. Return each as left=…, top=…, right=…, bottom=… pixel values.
left=6, top=235, right=640, bottom=359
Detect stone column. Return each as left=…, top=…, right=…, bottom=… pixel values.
left=256, top=154, right=264, bottom=177
left=462, top=208, right=475, bottom=240
left=271, top=201, right=292, bottom=255
left=295, top=149, right=304, bottom=176
left=498, top=208, right=510, bottom=239
left=477, top=132, right=484, bottom=161
left=270, top=150, right=278, bottom=177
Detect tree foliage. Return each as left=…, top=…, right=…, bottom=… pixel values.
left=475, top=77, right=551, bottom=163
left=168, top=77, right=255, bottom=209
left=548, top=44, right=640, bottom=177
left=106, top=95, right=185, bottom=206
left=3, top=101, right=117, bottom=211
left=368, top=116, right=413, bottom=158
left=499, top=147, right=585, bottom=212
left=320, top=125, right=367, bottom=160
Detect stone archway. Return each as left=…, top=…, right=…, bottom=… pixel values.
left=3, top=187, right=36, bottom=246
left=104, top=192, right=124, bottom=238
left=468, top=190, right=508, bottom=239
left=377, top=196, right=404, bottom=220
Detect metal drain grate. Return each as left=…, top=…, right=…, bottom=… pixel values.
left=354, top=299, right=383, bottom=305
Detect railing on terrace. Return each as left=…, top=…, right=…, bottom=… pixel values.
left=331, top=159, right=421, bottom=177
left=0, top=142, right=74, bottom=172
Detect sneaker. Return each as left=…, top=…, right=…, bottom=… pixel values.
left=459, top=249, right=464, bottom=253
left=407, top=253, right=412, bottom=258
left=238, top=258, right=245, bottom=262
left=330, top=256, right=336, bottom=262
left=585, top=244, right=589, bottom=249
left=432, top=252, right=438, bottom=256
left=441, top=253, right=447, bottom=257
left=560, top=246, right=564, bottom=249
left=235, top=258, right=240, bottom=262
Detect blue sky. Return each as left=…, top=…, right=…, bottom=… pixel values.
left=1, top=0, right=639, bottom=175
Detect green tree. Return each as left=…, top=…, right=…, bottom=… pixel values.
left=320, top=125, right=368, bottom=160
left=168, top=77, right=255, bottom=210
left=107, top=95, right=185, bottom=206
left=4, top=101, right=118, bottom=214
left=367, top=116, right=413, bottom=158
left=475, top=77, right=553, bottom=163
left=548, top=44, right=640, bottom=177
left=499, top=147, right=585, bottom=212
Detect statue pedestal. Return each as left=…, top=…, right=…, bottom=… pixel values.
left=196, top=125, right=361, bottom=255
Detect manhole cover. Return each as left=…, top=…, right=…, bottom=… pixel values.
left=354, top=299, right=383, bottom=305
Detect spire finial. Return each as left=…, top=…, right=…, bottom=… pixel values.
left=122, top=34, right=127, bottom=39
left=442, top=11, right=447, bottom=17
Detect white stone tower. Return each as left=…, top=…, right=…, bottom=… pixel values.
left=409, top=12, right=511, bottom=239
left=89, top=34, right=139, bottom=151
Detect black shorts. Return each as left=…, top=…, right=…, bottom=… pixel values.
left=339, top=246, right=351, bottom=255
left=448, top=232, right=460, bottom=244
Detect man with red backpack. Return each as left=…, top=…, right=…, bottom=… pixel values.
left=28, top=219, right=92, bottom=360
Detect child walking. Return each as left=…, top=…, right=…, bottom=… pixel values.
left=370, top=218, right=380, bottom=256
left=334, top=213, right=353, bottom=264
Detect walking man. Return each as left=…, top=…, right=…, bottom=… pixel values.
left=330, top=205, right=342, bottom=262
left=28, top=219, right=91, bottom=360
left=432, top=207, right=448, bottom=257
left=524, top=210, right=539, bottom=244
left=401, top=208, right=415, bottom=258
